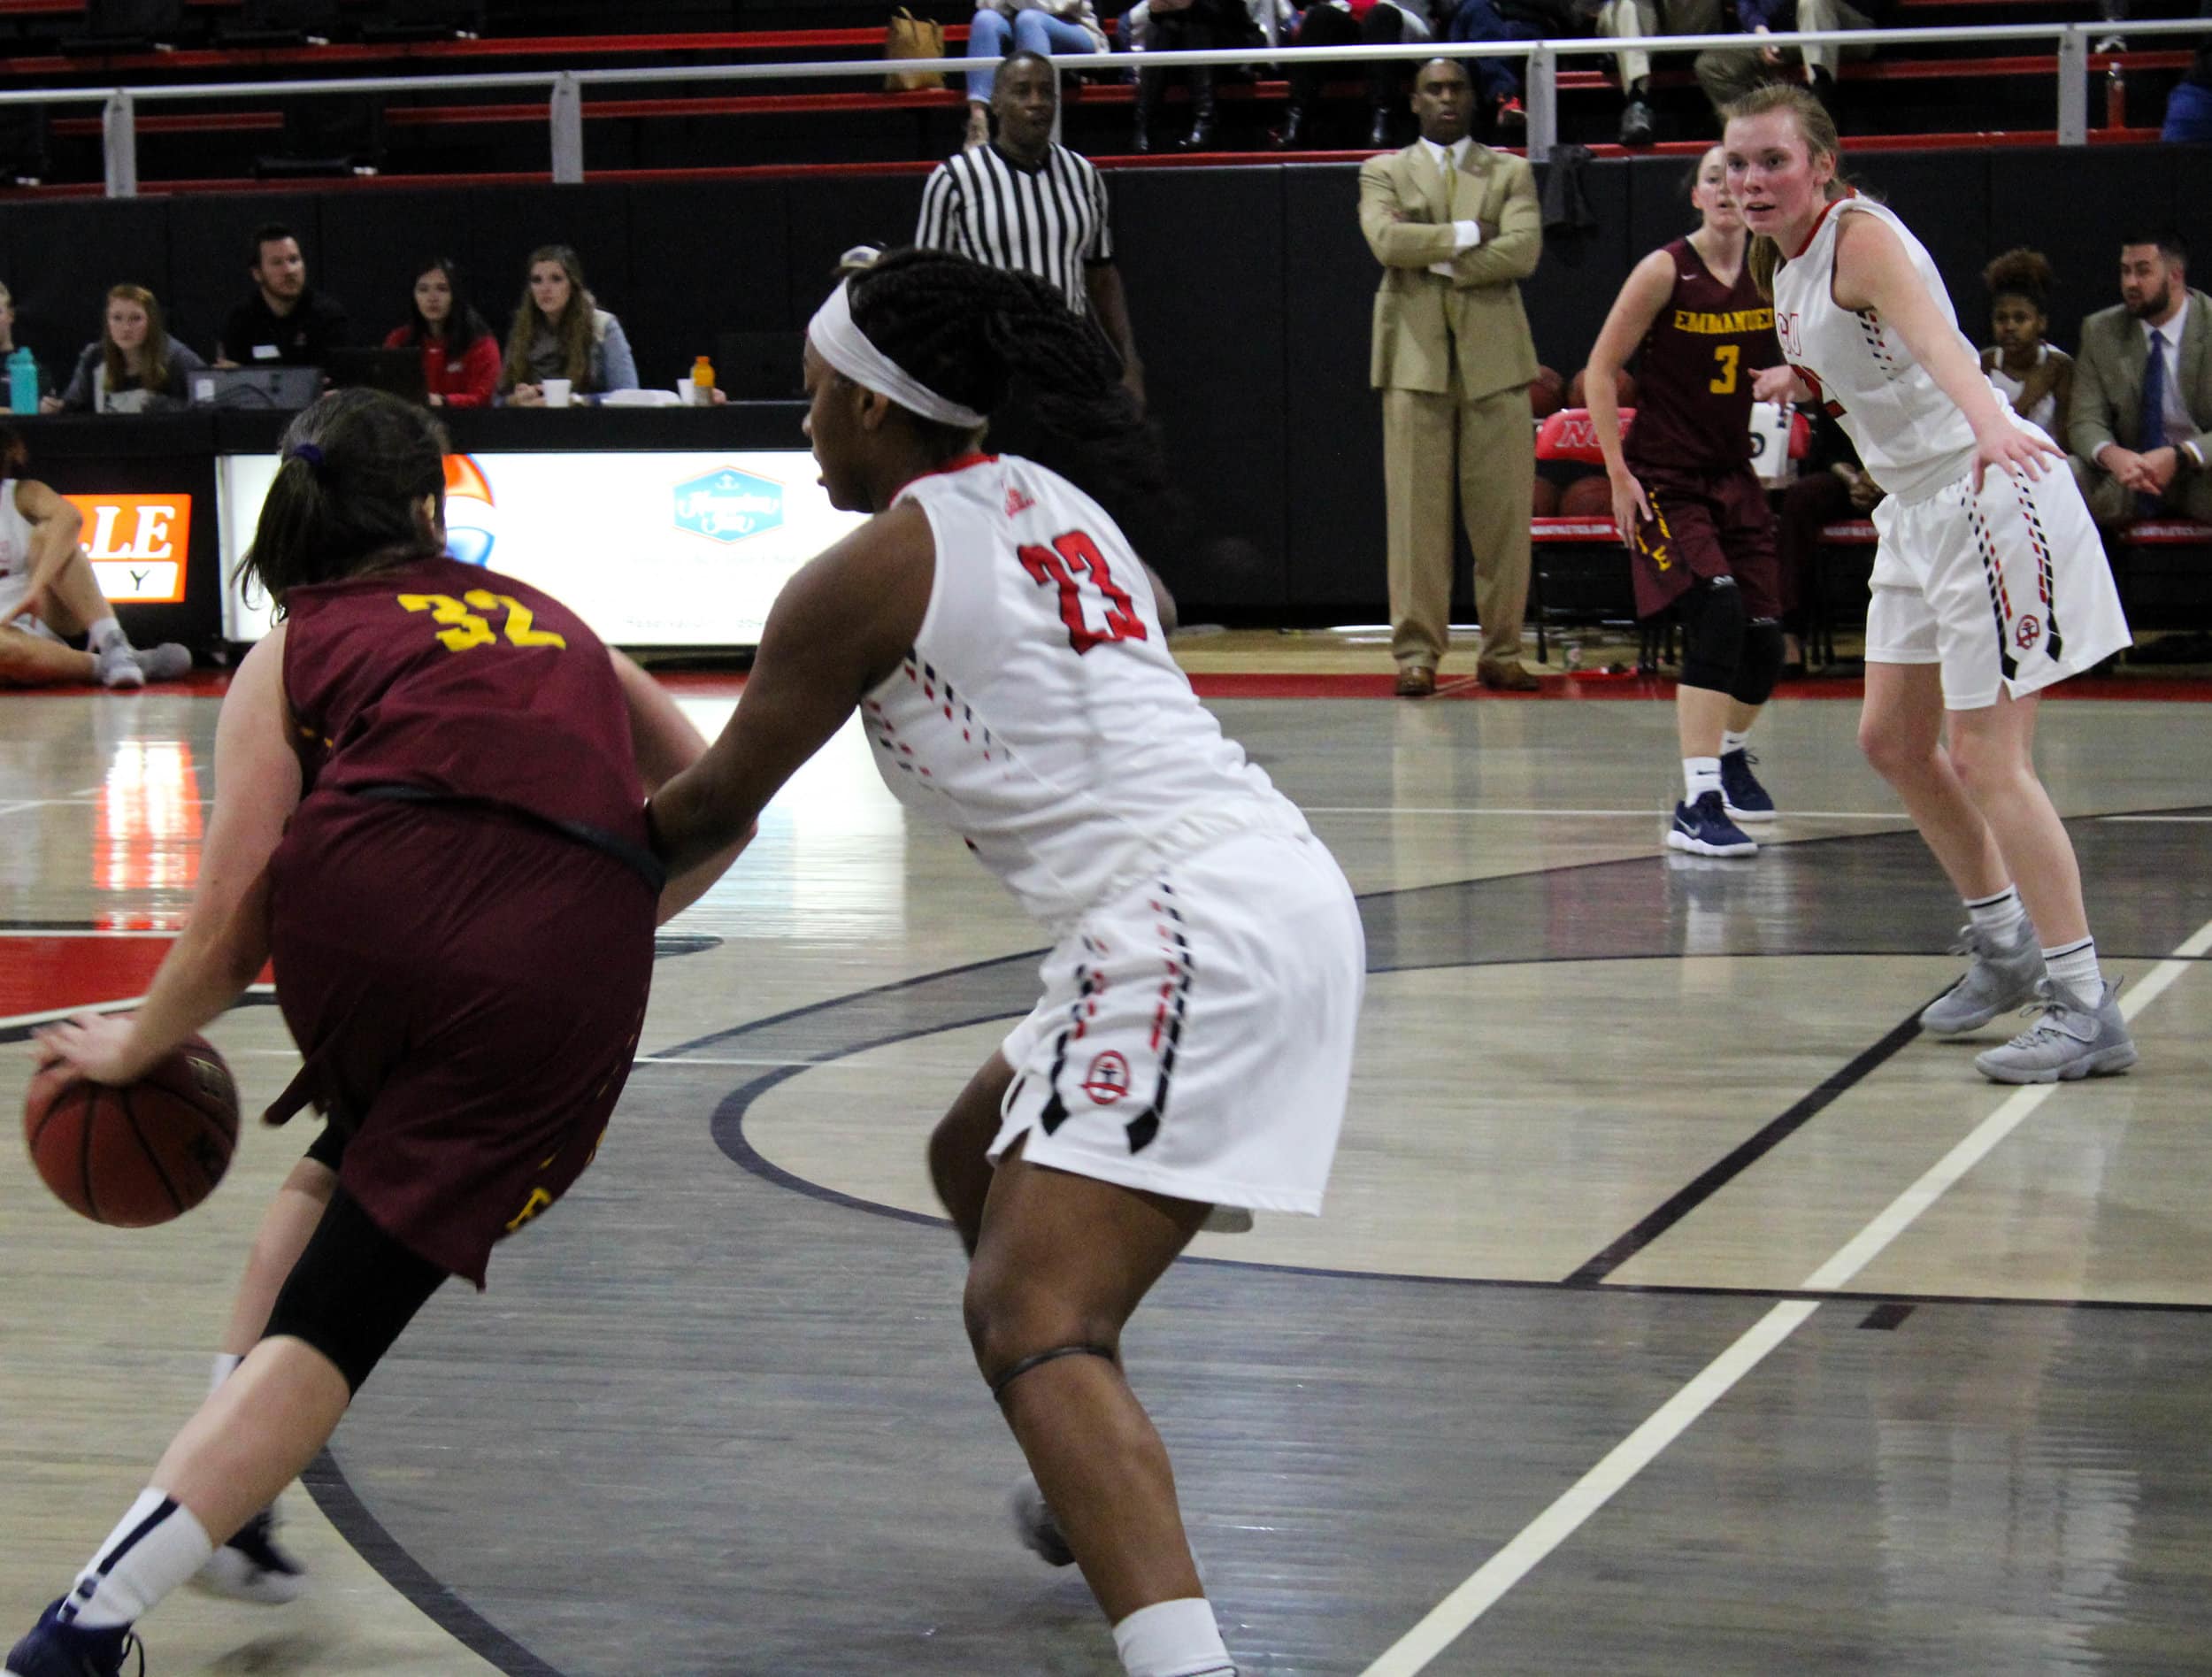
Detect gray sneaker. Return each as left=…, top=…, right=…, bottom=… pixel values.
left=1009, top=1475, right=1075, bottom=1567
left=1975, top=978, right=2139, bottom=1084
left=94, top=640, right=144, bottom=689
left=1918, top=923, right=2045, bottom=1036
left=133, top=642, right=193, bottom=681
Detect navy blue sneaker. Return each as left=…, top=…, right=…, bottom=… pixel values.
left=192, top=1507, right=305, bottom=1604
left=1719, top=748, right=1777, bottom=823
left=4, top=1600, right=142, bottom=1677
left=1667, top=790, right=1757, bottom=858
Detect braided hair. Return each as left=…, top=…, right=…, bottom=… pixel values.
left=845, top=246, right=1175, bottom=542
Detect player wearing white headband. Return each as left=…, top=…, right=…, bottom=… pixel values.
left=650, top=247, right=1364, bottom=1677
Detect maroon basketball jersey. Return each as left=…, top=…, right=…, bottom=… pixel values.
left=281, top=555, right=644, bottom=843
left=1623, top=239, right=1780, bottom=473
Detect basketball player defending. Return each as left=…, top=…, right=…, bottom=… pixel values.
left=1586, top=144, right=1788, bottom=858
left=649, top=247, right=1366, bottom=1677
left=1725, top=84, right=2137, bottom=1083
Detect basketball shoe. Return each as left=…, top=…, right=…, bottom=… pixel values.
left=192, top=1508, right=305, bottom=1604
left=1918, top=922, right=2044, bottom=1035
left=1010, top=1476, right=1076, bottom=1567
left=1975, top=978, right=2139, bottom=1084
left=1667, top=791, right=1756, bottom=858
left=1718, top=748, right=1777, bottom=822
left=93, top=642, right=144, bottom=691
left=3, top=1601, right=141, bottom=1677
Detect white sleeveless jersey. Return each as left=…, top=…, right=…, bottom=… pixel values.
left=863, top=453, right=1305, bottom=929
left=1771, top=194, right=1987, bottom=504
left=0, top=481, right=35, bottom=618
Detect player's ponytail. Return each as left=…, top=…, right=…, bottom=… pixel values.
left=1723, top=82, right=1849, bottom=299
left=242, top=387, right=449, bottom=612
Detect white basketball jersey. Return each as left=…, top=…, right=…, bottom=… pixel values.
left=1771, top=194, right=1985, bottom=504
left=0, top=481, right=35, bottom=619
left=864, top=453, right=1304, bottom=929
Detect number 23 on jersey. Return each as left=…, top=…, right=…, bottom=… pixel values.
left=1019, top=530, right=1148, bottom=656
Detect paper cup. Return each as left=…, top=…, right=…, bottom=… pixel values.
left=541, top=378, right=572, bottom=408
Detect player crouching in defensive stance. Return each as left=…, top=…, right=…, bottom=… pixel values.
left=648, top=247, right=1366, bottom=1677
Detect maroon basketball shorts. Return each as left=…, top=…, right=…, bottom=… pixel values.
left=266, top=793, right=657, bottom=1287
left=1624, top=463, right=1782, bottom=622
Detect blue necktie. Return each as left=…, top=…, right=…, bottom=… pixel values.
left=2139, top=331, right=2169, bottom=512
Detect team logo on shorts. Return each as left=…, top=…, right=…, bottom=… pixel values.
left=1081, top=1051, right=1132, bottom=1105
left=2016, top=614, right=2042, bottom=650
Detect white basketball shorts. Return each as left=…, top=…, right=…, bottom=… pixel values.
left=992, top=826, right=1365, bottom=1215
left=1864, top=451, right=2130, bottom=711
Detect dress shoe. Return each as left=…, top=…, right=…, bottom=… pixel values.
left=1394, top=665, right=1437, bottom=697
left=1368, top=107, right=1394, bottom=149
left=1618, top=94, right=1655, bottom=146
left=1478, top=659, right=1541, bottom=691
left=1272, top=104, right=1311, bottom=149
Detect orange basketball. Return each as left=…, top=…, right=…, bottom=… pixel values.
left=1566, top=367, right=1635, bottom=410
left=24, top=1036, right=239, bottom=1227
left=1531, top=476, right=1561, bottom=516
left=1558, top=474, right=1615, bottom=518
left=1529, top=365, right=1565, bottom=418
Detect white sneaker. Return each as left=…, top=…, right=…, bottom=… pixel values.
left=94, top=642, right=144, bottom=690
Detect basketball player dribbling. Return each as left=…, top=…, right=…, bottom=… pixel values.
left=1585, top=144, right=1789, bottom=858
left=6, top=389, right=742, bottom=1677
left=1724, top=83, right=2138, bottom=1084
left=648, top=247, right=1366, bottom=1677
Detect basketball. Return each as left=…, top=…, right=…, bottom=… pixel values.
left=1566, top=367, right=1636, bottom=410
left=1531, top=476, right=1560, bottom=516
left=1558, top=474, right=1615, bottom=518
left=23, top=1036, right=240, bottom=1227
left=1529, top=365, right=1565, bottom=418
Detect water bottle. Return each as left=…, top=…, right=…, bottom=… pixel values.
left=7, top=348, right=35, bottom=415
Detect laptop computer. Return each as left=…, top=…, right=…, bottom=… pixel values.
left=326, top=346, right=429, bottom=402
left=188, top=365, right=324, bottom=411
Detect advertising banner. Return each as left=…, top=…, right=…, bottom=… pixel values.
left=61, top=492, right=194, bottom=605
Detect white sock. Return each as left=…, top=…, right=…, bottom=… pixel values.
left=1720, top=727, right=1750, bottom=757
left=211, top=1351, right=243, bottom=1396
left=1112, top=1597, right=1234, bottom=1677
left=1964, top=886, right=2028, bottom=943
left=63, top=1489, right=213, bottom=1629
left=2043, top=936, right=2101, bottom=1001
left=1683, top=756, right=1721, bottom=802
left=86, top=616, right=127, bottom=655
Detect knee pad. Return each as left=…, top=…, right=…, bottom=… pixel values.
left=989, top=1342, right=1120, bottom=1404
left=262, top=1189, right=446, bottom=1395
left=1730, top=619, right=1786, bottom=708
left=1677, top=578, right=1747, bottom=693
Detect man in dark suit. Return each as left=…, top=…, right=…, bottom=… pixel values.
left=2069, top=230, right=2212, bottom=526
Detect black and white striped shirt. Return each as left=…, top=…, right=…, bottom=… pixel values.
left=914, top=142, right=1115, bottom=318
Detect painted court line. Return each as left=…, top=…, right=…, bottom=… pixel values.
left=1302, top=806, right=1906, bottom=820
left=1361, top=916, right=2212, bottom=1677
left=0, top=984, right=274, bottom=1035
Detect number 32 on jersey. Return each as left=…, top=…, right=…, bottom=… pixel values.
left=1018, top=530, right=1148, bottom=656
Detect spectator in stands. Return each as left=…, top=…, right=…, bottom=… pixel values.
left=1279, top=0, right=1440, bottom=150
left=0, top=281, right=51, bottom=403
left=383, top=257, right=499, bottom=410
left=963, top=0, right=1110, bottom=151
left=500, top=245, right=640, bottom=407
left=215, top=223, right=350, bottom=370
left=2162, top=2, right=2212, bottom=142
left=1131, top=0, right=1259, bottom=151
left=2069, top=230, right=2212, bottom=527
left=917, top=52, right=1145, bottom=405
left=41, top=285, right=204, bottom=415
left=1440, top=0, right=1597, bottom=136
left=1978, top=248, right=2070, bottom=449
left=1359, top=58, right=1543, bottom=695
left=1691, top=0, right=1873, bottom=118
left=1774, top=401, right=1878, bottom=670
left=1598, top=0, right=1718, bottom=144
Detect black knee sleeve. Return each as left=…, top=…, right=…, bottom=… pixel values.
left=262, top=1188, right=447, bottom=1395
left=303, top=1119, right=349, bottom=1173
left=989, top=1342, right=1119, bottom=1404
left=1676, top=578, right=1747, bottom=693
left=1730, top=619, right=1786, bottom=708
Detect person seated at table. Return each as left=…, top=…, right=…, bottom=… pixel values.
left=1977, top=247, right=2071, bottom=449
left=41, top=285, right=205, bottom=415
left=383, top=256, right=500, bottom=410
left=499, top=246, right=639, bottom=407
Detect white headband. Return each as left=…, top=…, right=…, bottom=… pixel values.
left=806, top=279, right=988, bottom=430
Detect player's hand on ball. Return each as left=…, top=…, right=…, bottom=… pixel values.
left=34, top=1013, right=148, bottom=1086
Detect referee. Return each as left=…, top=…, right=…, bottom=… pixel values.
left=915, top=50, right=1146, bottom=409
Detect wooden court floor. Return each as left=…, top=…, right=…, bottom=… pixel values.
left=4, top=644, right=2211, bottom=1675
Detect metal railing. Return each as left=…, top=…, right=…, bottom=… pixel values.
left=0, top=17, right=2202, bottom=195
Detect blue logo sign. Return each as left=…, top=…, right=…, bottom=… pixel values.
left=674, top=468, right=783, bottom=544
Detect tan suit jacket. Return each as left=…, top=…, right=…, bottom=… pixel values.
left=2069, top=288, right=2212, bottom=465
left=1359, top=139, right=1542, bottom=403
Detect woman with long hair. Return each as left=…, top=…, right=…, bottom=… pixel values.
left=4, top=388, right=742, bottom=1676
left=648, top=246, right=1363, bottom=1677
left=1978, top=247, right=2073, bottom=450
left=499, top=244, right=640, bottom=405
left=1586, top=142, right=1788, bottom=858
left=1726, top=82, right=2136, bottom=1083
left=42, top=284, right=205, bottom=415
left=383, top=255, right=500, bottom=409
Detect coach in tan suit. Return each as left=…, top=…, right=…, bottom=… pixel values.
left=1360, top=58, right=1542, bottom=696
